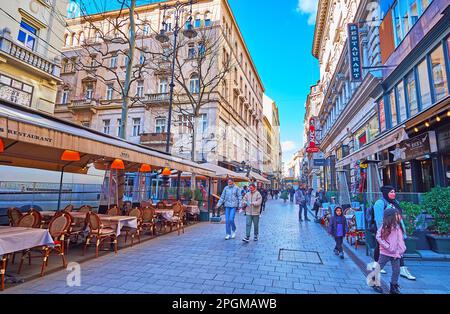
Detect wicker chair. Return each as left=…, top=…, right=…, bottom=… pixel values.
left=141, top=206, right=157, bottom=236
left=122, top=208, right=143, bottom=246
left=83, top=212, right=118, bottom=258
left=7, top=207, right=23, bottom=226
left=106, top=206, right=120, bottom=216
left=18, top=212, right=71, bottom=276
left=156, top=201, right=166, bottom=209
left=78, top=205, right=92, bottom=213
left=163, top=202, right=185, bottom=235
left=28, top=209, right=43, bottom=228
left=63, top=204, right=74, bottom=212
left=65, top=212, right=86, bottom=254
left=17, top=212, right=38, bottom=228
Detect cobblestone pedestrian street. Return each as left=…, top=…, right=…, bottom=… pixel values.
left=3, top=199, right=377, bottom=294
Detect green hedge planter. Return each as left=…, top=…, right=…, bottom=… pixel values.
left=426, top=234, right=450, bottom=254
left=404, top=237, right=418, bottom=254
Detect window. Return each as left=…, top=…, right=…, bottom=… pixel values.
left=95, top=30, right=101, bottom=42
left=188, top=44, right=196, bottom=59
left=389, top=89, right=398, bottom=127
left=17, top=20, right=37, bottom=50
left=199, top=113, right=207, bottom=133
left=106, top=84, right=114, bottom=100
left=406, top=71, right=418, bottom=116
left=132, top=118, right=141, bottom=136
left=189, top=74, right=200, bottom=94
left=396, top=81, right=407, bottom=122
left=136, top=81, right=144, bottom=98
left=378, top=98, right=386, bottom=132
left=430, top=44, right=448, bottom=102
left=64, top=34, right=70, bottom=47
left=159, top=78, right=168, bottom=93
left=79, top=32, right=85, bottom=45
left=421, top=0, right=431, bottom=13
left=417, top=59, right=432, bottom=109
left=81, top=121, right=90, bottom=128
left=409, top=0, right=419, bottom=24
left=143, top=24, right=150, bottom=36
left=198, top=43, right=206, bottom=57
left=90, top=56, right=96, bottom=68
left=163, top=47, right=171, bottom=61
left=178, top=115, right=192, bottom=134
left=155, top=118, right=166, bottom=133
left=194, top=19, right=201, bottom=28
left=61, top=90, right=69, bottom=104
left=205, top=19, right=211, bottom=27
left=117, top=119, right=122, bottom=137
left=368, top=115, right=379, bottom=142
left=139, top=52, right=145, bottom=65
left=110, top=55, right=118, bottom=68
left=85, top=84, right=94, bottom=100
left=102, top=119, right=110, bottom=134
left=123, top=55, right=130, bottom=67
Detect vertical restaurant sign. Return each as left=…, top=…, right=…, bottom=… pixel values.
left=348, top=23, right=362, bottom=81
left=306, top=117, right=320, bottom=153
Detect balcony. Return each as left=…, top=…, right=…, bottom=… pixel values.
left=140, top=132, right=174, bottom=151
left=143, top=93, right=170, bottom=106
left=68, top=98, right=98, bottom=113
left=0, top=32, right=61, bottom=81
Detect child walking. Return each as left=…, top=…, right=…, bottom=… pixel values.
left=375, top=208, right=406, bottom=294
left=328, top=206, right=348, bottom=259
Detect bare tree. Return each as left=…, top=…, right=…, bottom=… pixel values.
left=148, top=20, right=234, bottom=161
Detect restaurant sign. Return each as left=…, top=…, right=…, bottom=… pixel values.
left=306, top=117, right=320, bottom=153
left=348, top=23, right=362, bottom=82
left=0, top=125, right=53, bottom=143
left=403, top=131, right=437, bottom=161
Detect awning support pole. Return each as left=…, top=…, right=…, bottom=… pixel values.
left=57, top=165, right=66, bottom=212
left=207, top=177, right=212, bottom=220
left=176, top=171, right=181, bottom=201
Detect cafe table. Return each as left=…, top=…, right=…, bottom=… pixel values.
left=67, top=212, right=137, bottom=236
left=0, top=226, right=54, bottom=290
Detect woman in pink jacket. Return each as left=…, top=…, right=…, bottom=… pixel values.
left=375, top=208, right=406, bottom=294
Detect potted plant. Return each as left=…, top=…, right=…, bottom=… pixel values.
left=399, top=201, right=422, bottom=254
left=423, top=187, right=450, bottom=254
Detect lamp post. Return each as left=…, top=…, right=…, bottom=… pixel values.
left=156, top=0, right=198, bottom=154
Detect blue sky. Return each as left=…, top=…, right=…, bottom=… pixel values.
left=72, top=0, right=320, bottom=163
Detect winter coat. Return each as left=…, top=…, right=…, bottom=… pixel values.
left=328, top=212, right=348, bottom=237
left=376, top=225, right=406, bottom=259
left=217, top=185, right=242, bottom=208
left=242, top=191, right=263, bottom=216
left=295, top=189, right=306, bottom=205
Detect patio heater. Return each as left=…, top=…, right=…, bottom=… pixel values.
left=363, top=159, right=382, bottom=257
left=336, top=170, right=351, bottom=208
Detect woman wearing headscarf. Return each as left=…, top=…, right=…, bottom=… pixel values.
left=372, top=185, right=416, bottom=289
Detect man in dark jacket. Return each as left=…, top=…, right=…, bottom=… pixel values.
left=258, top=183, right=268, bottom=212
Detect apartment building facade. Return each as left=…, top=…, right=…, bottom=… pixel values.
left=55, top=0, right=266, bottom=172
left=0, top=0, right=68, bottom=114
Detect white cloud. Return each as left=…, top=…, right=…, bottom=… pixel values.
left=296, top=0, right=319, bottom=25
left=281, top=141, right=298, bottom=153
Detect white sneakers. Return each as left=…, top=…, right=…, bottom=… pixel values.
left=400, top=267, right=416, bottom=280
left=231, top=232, right=236, bottom=239
left=225, top=235, right=231, bottom=240
left=380, top=269, right=387, bottom=274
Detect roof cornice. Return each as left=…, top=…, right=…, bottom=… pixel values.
left=312, top=0, right=330, bottom=59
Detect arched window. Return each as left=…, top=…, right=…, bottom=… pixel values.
left=79, top=32, right=85, bottom=45
left=204, top=11, right=211, bottom=27
left=72, top=33, right=78, bottom=46
left=64, top=33, right=70, bottom=47
left=189, top=73, right=200, bottom=94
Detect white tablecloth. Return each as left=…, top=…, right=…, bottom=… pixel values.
left=0, top=226, right=54, bottom=255
left=184, top=205, right=200, bottom=215
left=100, top=216, right=138, bottom=236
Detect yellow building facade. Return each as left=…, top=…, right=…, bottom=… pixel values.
left=0, top=0, right=68, bottom=114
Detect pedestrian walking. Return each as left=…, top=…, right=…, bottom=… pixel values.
left=258, top=183, right=268, bottom=212
left=373, top=185, right=416, bottom=281
left=295, top=187, right=309, bottom=221
left=216, top=178, right=242, bottom=240
left=241, top=183, right=262, bottom=243
left=241, top=185, right=248, bottom=197
left=375, top=208, right=406, bottom=294
left=328, top=206, right=348, bottom=259
left=289, top=187, right=295, bottom=203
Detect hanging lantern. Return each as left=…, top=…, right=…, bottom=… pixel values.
left=162, top=167, right=172, bottom=176
left=111, top=159, right=125, bottom=170
left=139, top=163, right=152, bottom=172
left=61, top=150, right=80, bottom=161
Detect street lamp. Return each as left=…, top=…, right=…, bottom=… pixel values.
left=156, top=0, right=198, bottom=153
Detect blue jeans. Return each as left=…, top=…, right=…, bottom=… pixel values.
left=225, top=207, right=237, bottom=235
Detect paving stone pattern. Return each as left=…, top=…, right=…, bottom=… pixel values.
left=3, top=200, right=381, bottom=294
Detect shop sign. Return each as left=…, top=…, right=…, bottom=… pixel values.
left=313, top=159, right=326, bottom=166
left=403, top=131, right=437, bottom=160
left=306, top=117, right=320, bottom=153
left=0, top=126, right=53, bottom=143
left=348, top=23, right=362, bottom=82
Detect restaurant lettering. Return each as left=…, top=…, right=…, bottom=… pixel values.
left=0, top=127, right=53, bottom=143
left=348, top=23, right=362, bottom=82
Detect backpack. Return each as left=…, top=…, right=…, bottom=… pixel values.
left=365, top=199, right=387, bottom=234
